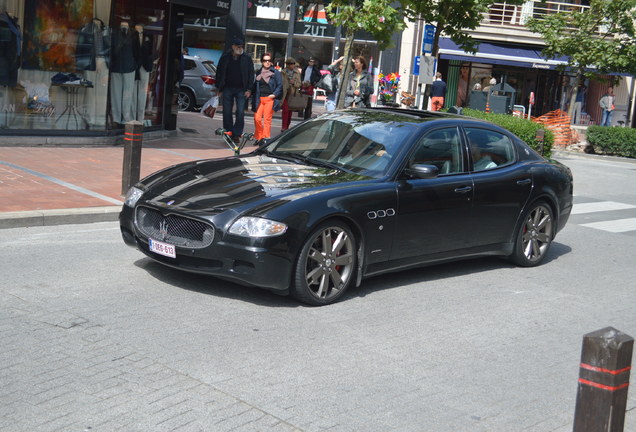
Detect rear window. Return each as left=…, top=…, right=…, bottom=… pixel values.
left=202, top=61, right=216, bottom=74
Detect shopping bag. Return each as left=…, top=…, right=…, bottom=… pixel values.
left=201, top=95, right=218, bottom=118
left=316, top=73, right=333, bottom=93
left=288, top=94, right=307, bottom=111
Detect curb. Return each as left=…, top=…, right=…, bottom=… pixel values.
left=0, top=206, right=121, bottom=229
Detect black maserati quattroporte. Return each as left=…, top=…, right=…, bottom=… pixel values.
left=120, top=108, right=573, bottom=305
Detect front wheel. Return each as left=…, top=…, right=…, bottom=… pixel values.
left=510, top=201, right=554, bottom=267
left=292, top=222, right=357, bottom=306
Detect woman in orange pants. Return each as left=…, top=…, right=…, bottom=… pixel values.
left=252, top=52, right=283, bottom=140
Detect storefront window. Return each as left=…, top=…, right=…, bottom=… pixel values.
left=0, top=0, right=166, bottom=132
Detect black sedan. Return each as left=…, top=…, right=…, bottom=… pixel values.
left=120, top=108, right=573, bottom=305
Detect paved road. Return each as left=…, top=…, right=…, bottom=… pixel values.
left=1, top=155, right=635, bottom=432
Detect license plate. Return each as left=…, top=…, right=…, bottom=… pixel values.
left=148, top=238, right=176, bottom=258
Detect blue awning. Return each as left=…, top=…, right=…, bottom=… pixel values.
left=438, top=38, right=567, bottom=70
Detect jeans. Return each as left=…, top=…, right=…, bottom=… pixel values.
left=222, top=88, right=247, bottom=137
left=601, top=109, right=613, bottom=127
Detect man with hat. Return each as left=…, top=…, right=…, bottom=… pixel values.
left=300, top=56, right=321, bottom=119
left=215, top=37, right=255, bottom=143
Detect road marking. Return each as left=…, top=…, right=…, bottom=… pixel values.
left=0, top=160, right=123, bottom=205
left=571, top=201, right=636, bottom=215
left=580, top=218, right=636, bottom=233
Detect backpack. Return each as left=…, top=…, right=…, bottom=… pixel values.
left=316, top=72, right=334, bottom=93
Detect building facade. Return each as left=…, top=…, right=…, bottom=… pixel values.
left=400, top=0, right=634, bottom=127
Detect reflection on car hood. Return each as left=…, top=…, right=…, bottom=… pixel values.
left=140, top=154, right=372, bottom=211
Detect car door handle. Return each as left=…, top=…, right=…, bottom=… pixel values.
left=516, top=179, right=532, bottom=186
left=454, top=186, right=473, bottom=194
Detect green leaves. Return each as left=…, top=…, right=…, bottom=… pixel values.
left=527, top=0, right=636, bottom=76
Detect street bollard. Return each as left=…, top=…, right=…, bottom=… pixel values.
left=573, top=327, right=633, bottom=432
left=121, top=121, right=144, bottom=196
left=535, top=128, right=545, bottom=156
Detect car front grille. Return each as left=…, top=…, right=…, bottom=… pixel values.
left=135, top=206, right=215, bottom=248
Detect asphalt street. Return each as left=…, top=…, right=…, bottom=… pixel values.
left=1, top=154, right=635, bottom=431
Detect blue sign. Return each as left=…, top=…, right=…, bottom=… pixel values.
left=413, top=56, right=420, bottom=76
left=422, top=24, right=435, bottom=54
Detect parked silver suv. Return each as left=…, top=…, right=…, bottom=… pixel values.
left=179, top=55, right=216, bottom=111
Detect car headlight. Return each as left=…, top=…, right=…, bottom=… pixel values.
left=229, top=216, right=287, bottom=237
left=124, top=186, right=144, bottom=207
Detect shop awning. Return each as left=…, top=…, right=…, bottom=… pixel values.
left=438, top=38, right=567, bottom=70
left=170, top=0, right=231, bottom=15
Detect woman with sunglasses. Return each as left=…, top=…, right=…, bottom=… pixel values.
left=251, top=53, right=283, bottom=140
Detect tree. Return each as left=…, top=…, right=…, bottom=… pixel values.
left=325, top=0, right=405, bottom=108
left=402, top=0, right=523, bottom=107
left=526, top=0, right=636, bottom=117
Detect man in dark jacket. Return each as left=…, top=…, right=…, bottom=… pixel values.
left=300, top=56, right=321, bottom=119
left=216, top=37, right=255, bottom=143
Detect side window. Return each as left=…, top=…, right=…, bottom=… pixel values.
left=184, top=59, right=197, bottom=71
left=465, top=128, right=515, bottom=172
left=410, top=128, right=463, bottom=174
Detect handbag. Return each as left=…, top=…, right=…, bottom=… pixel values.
left=288, top=93, right=307, bottom=111
left=316, top=73, right=333, bottom=93
left=201, top=95, right=218, bottom=118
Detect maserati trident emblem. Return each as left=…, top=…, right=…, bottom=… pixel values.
left=159, top=220, right=169, bottom=241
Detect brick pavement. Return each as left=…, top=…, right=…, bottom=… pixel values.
left=0, top=103, right=322, bottom=228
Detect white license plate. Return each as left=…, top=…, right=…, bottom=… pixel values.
left=148, top=238, right=176, bottom=258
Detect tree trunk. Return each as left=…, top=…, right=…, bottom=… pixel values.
left=336, top=29, right=355, bottom=109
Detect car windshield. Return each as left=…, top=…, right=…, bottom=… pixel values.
left=266, top=112, right=419, bottom=177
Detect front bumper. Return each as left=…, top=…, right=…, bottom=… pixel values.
left=119, top=207, right=293, bottom=292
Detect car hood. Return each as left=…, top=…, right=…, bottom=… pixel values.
left=139, top=154, right=373, bottom=212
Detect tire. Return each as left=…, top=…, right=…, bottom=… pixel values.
left=178, top=88, right=195, bottom=111
left=292, top=221, right=357, bottom=306
left=510, top=201, right=554, bottom=267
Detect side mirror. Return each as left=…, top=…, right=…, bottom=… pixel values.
left=406, top=163, right=439, bottom=179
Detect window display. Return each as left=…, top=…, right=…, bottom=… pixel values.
left=0, top=0, right=167, bottom=132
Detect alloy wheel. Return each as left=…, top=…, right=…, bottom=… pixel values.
left=304, top=226, right=355, bottom=301
left=521, top=204, right=553, bottom=263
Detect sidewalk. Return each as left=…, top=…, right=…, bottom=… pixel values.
left=0, top=101, right=325, bottom=229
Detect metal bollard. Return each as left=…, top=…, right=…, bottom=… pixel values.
left=121, top=121, right=143, bottom=196
left=573, top=327, right=633, bottom=432
left=535, top=128, right=545, bottom=156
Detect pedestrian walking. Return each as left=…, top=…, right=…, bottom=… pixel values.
left=324, top=55, right=343, bottom=112
left=430, top=72, right=446, bottom=111
left=252, top=52, right=282, bottom=140
left=344, top=56, right=372, bottom=108
left=215, top=37, right=255, bottom=143
left=281, top=57, right=301, bottom=132
left=301, top=56, right=321, bottom=119
left=599, top=87, right=615, bottom=127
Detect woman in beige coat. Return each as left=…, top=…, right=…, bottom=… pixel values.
left=281, top=57, right=302, bottom=132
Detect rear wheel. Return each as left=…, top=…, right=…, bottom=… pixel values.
left=510, top=201, right=554, bottom=267
left=292, top=222, right=357, bottom=306
left=178, top=88, right=195, bottom=111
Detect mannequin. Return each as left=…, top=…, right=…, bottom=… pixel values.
left=79, top=18, right=110, bottom=127
left=109, top=19, right=135, bottom=125
left=132, top=23, right=152, bottom=122
left=0, top=11, right=20, bottom=127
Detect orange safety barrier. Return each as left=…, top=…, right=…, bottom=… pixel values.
left=531, top=109, right=573, bottom=148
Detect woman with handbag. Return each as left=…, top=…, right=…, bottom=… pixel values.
left=281, top=57, right=301, bottom=132
left=251, top=52, right=283, bottom=140
left=345, top=56, right=373, bottom=108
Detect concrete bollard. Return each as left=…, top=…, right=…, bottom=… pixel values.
left=573, top=327, right=633, bottom=432
left=121, top=121, right=143, bottom=196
